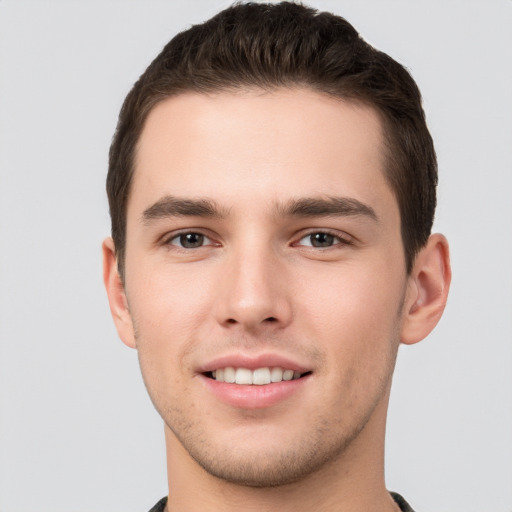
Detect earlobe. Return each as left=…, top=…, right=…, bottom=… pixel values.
left=102, top=238, right=137, bottom=349
left=400, top=234, right=451, bottom=345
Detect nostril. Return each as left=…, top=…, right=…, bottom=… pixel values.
left=224, top=316, right=278, bottom=326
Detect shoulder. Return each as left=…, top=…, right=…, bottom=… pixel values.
left=390, top=492, right=416, bottom=512
left=147, top=496, right=167, bottom=512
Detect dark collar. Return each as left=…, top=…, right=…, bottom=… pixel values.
left=148, top=492, right=415, bottom=512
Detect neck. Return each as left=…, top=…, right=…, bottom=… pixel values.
left=163, top=391, right=398, bottom=512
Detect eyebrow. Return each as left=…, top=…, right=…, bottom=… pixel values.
left=142, top=195, right=227, bottom=223
left=278, top=196, right=378, bottom=221
left=142, top=194, right=378, bottom=224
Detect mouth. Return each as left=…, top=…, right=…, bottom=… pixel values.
left=198, top=355, right=313, bottom=408
left=204, top=366, right=312, bottom=385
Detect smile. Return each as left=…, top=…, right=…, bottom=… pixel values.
left=209, top=367, right=308, bottom=385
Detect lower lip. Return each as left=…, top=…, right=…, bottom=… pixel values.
left=200, top=374, right=310, bottom=409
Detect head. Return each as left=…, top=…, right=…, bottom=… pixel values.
left=103, top=1, right=450, bottom=492
left=107, top=1, right=437, bottom=282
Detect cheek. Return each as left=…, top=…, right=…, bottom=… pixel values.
left=126, top=260, right=215, bottom=338
left=128, top=273, right=200, bottom=413
left=123, top=266, right=214, bottom=401
left=303, top=261, right=404, bottom=336
left=297, top=259, right=404, bottom=391
left=304, top=266, right=402, bottom=416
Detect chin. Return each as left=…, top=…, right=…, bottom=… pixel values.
left=191, top=446, right=340, bottom=488
left=170, top=415, right=365, bottom=489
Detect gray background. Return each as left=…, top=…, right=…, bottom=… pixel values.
left=0, top=1, right=511, bottom=511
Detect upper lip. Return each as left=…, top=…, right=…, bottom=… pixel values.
left=197, top=353, right=312, bottom=374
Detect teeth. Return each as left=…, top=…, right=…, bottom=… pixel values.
left=212, top=366, right=304, bottom=385
left=224, top=367, right=236, bottom=383
left=253, top=367, right=271, bottom=385
left=235, top=368, right=252, bottom=385
left=283, top=369, right=294, bottom=381
left=270, top=367, right=283, bottom=382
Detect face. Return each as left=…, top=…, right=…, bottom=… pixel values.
left=117, top=88, right=412, bottom=486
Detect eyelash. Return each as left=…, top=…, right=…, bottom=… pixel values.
left=294, top=230, right=353, bottom=249
left=163, top=231, right=216, bottom=249
left=161, top=229, right=353, bottom=250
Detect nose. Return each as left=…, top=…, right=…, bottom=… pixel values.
left=214, top=244, right=293, bottom=332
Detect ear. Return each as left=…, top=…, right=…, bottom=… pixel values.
left=102, top=237, right=137, bottom=349
left=400, top=233, right=451, bottom=345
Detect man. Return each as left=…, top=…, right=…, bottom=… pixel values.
left=103, top=2, right=451, bottom=511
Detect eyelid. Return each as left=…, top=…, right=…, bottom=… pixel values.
left=161, top=229, right=220, bottom=248
left=158, top=228, right=353, bottom=249
left=293, top=229, right=354, bottom=247
left=171, top=233, right=212, bottom=248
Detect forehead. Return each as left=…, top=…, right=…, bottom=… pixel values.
left=130, top=88, right=396, bottom=218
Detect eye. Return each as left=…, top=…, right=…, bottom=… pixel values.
left=168, top=232, right=212, bottom=249
left=297, top=231, right=350, bottom=248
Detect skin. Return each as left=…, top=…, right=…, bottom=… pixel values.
left=103, top=88, right=451, bottom=512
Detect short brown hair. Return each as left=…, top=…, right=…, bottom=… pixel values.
left=107, top=1, right=437, bottom=279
